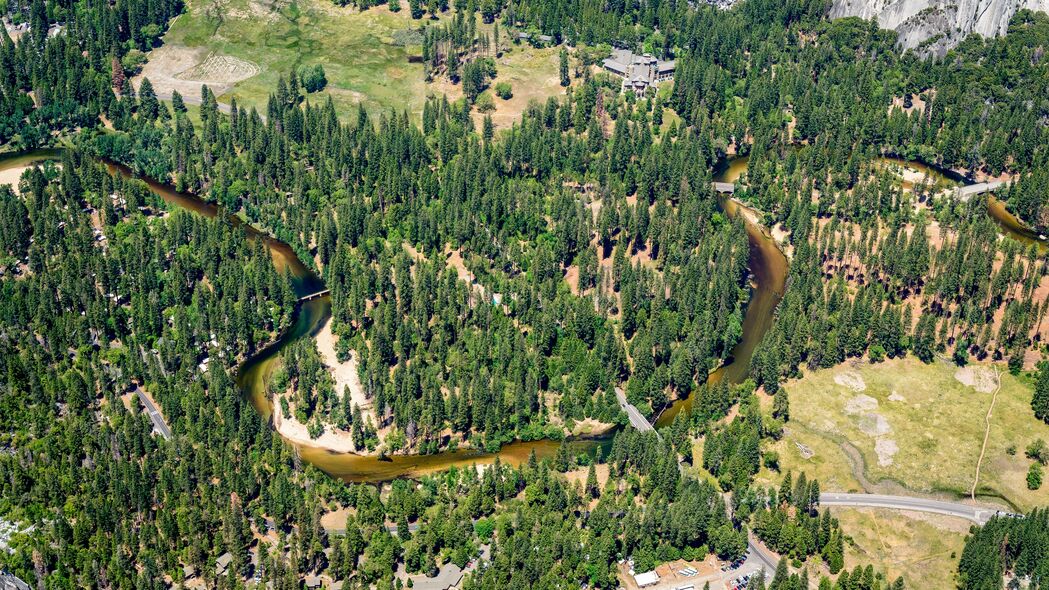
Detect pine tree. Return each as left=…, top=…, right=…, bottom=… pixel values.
left=772, top=388, right=789, bottom=421
left=585, top=462, right=598, bottom=498
left=138, top=78, right=159, bottom=121
left=559, top=48, right=570, bottom=87
left=554, top=441, right=572, bottom=472
left=1033, top=362, right=1049, bottom=423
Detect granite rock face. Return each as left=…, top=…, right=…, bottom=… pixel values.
left=829, top=0, right=1049, bottom=55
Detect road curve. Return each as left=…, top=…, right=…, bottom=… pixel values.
left=819, top=493, right=998, bottom=525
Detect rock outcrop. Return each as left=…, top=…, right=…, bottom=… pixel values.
left=830, top=0, right=1049, bottom=55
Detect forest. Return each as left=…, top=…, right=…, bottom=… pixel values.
left=1, top=0, right=1049, bottom=587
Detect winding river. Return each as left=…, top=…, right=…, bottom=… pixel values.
left=2, top=148, right=1039, bottom=482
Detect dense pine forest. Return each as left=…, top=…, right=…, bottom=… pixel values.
left=2, top=0, right=1049, bottom=587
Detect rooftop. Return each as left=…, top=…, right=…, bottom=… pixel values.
left=601, top=48, right=676, bottom=93
left=634, top=570, right=660, bottom=587
left=216, top=552, right=233, bottom=574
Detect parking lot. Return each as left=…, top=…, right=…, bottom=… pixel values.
left=617, top=555, right=769, bottom=590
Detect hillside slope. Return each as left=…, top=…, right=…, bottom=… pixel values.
left=830, top=0, right=1049, bottom=54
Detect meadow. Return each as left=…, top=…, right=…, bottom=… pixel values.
left=140, top=0, right=565, bottom=124
left=756, top=356, right=1049, bottom=510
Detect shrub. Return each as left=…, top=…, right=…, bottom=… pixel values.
left=1027, top=438, right=1049, bottom=465
left=121, top=49, right=147, bottom=75
left=299, top=64, right=328, bottom=93
left=475, top=92, right=495, bottom=113
left=494, top=81, right=513, bottom=99
left=1028, top=462, right=1043, bottom=490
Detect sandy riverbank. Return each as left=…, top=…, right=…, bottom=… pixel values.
left=269, top=315, right=377, bottom=455
left=272, top=397, right=359, bottom=454
left=0, top=164, right=31, bottom=194
left=315, top=315, right=375, bottom=425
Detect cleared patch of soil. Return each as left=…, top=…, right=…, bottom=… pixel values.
left=135, top=45, right=259, bottom=101
left=858, top=413, right=892, bottom=437
left=954, top=365, right=997, bottom=393
left=875, top=438, right=899, bottom=466
left=844, top=393, right=878, bottom=415
left=320, top=506, right=355, bottom=532
left=835, top=371, right=867, bottom=392
left=175, top=53, right=260, bottom=83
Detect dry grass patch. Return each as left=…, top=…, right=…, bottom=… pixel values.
left=833, top=507, right=966, bottom=590
left=756, top=421, right=864, bottom=492
left=155, top=0, right=430, bottom=118
left=765, top=356, right=1049, bottom=509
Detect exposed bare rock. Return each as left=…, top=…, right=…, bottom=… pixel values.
left=830, top=0, right=1049, bottom=55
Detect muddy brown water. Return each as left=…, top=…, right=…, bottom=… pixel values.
left=878, top=156, right=1047, bottom=249
left=654, top=156, right=788, bottom=428
left=10, top=148, right=1032, bottom=482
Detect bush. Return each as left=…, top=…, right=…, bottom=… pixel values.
left=494, top=81, right=513, bottom=99
left=868, top=343, right=885, bottom=362
left=1028, top=462, right=1043, bottom=490
left=1027, top=439, right=1049, bottom=465
left=299, top=64, right=328, bottom=93
left=475, top=92, right=495, bottom=113
left=121, top=49, right=147, bottom=75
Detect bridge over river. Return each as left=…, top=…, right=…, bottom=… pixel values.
left=298, top=289, right=330, bottom=302
left=956, top=180, right=1008, bottom=201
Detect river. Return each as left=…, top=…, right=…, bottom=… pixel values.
left=877, top=157, right=1046, bottom=249
left=5, top=148, right=1034, bottom=483
left=0, top=149, right=613, bottom=481
left=653, top=157, right=789, bottom=428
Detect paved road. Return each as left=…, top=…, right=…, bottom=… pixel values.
left=134, top=385, right=172, bottom=439
left=745, top=532, right=779, bottom=574
left=615, top=387, right=655, bottom=434
left=615, top=389, right=775, bottom=582
left=819, top=492, right=999, bottom=525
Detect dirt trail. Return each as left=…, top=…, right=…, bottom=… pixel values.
left=970, top=365, right=1001, bottom=499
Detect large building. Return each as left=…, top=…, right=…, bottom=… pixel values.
left=602, top=49, right=675, bottom=95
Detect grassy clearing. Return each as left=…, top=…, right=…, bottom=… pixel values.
left=833, top=508, right=967, bottom=590
left=756, top=356, right=1049, bottom=510
left=147, top=0, right=568, bottom=124
left=157, top=1, right=429, bottom=119
left=473, top=42, right=565, bottom=129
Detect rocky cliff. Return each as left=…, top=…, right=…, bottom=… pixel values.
left=829, top=0, right=1049, bottom=55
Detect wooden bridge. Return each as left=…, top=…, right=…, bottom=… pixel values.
left=299, top=289, right=330, bottom=302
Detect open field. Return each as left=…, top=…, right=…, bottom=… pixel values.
left=756, top=356, right=1049, bottom=510
left=832, top=508, right=967, bottom=590
left=144, top=1, right=430, bottom=119
left=139, top=1, right=567, bottom=124
left=431, top=41, right=565, bottom=129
